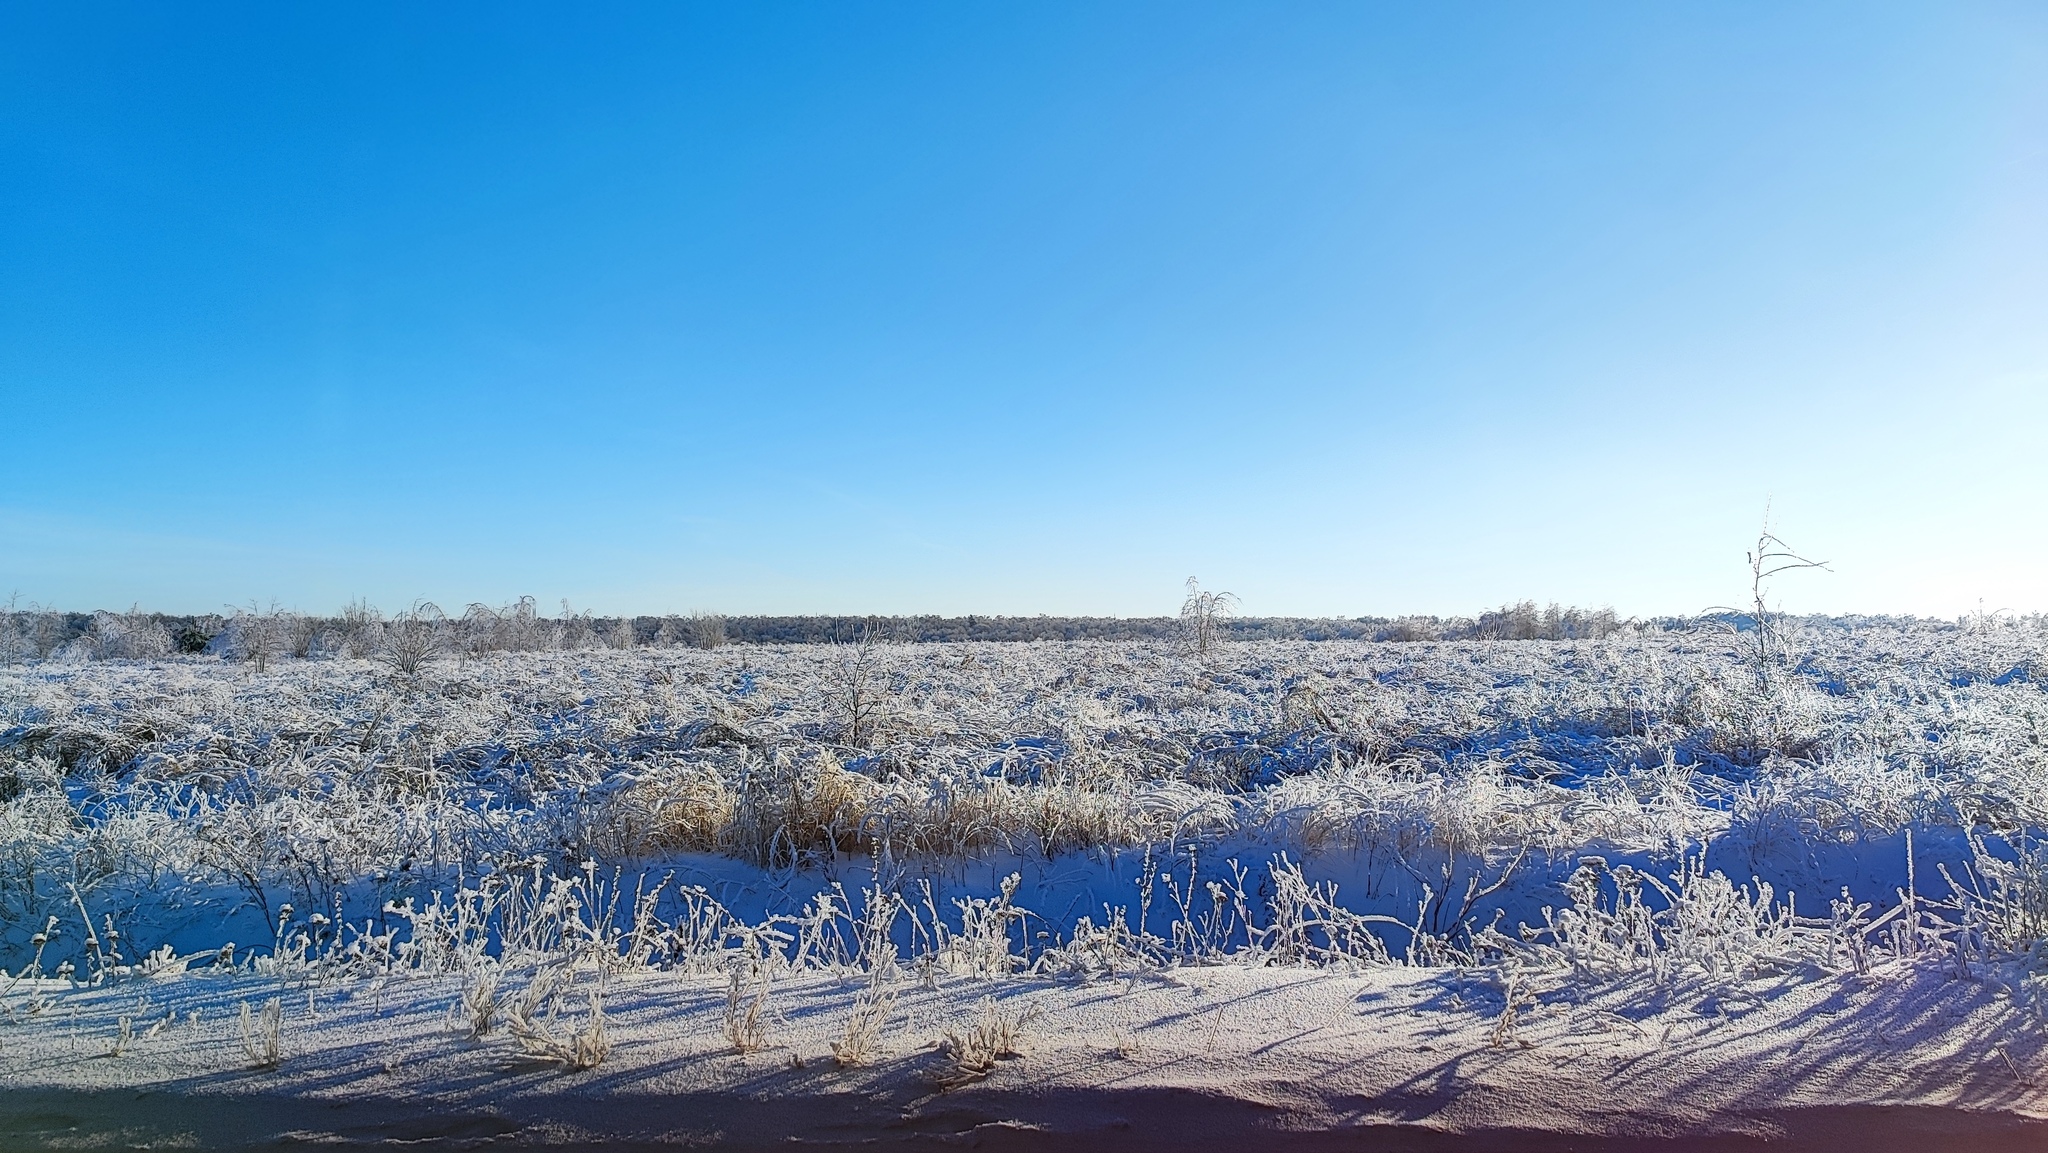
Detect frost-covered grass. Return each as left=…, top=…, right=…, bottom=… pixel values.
left=3, top=617, right=2047, bottom=1031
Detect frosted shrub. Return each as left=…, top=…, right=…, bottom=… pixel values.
left=1527, top=855, right=1852, bottom=988
left=0, top=605, right=28, bottom=666
left=381, top=603, right=445, bottom=676
left=1039, top=913, right=1154, bottom=978
left=83, top=611, right=172, bottom=662
left=1256, top=855, right=1399, bottom=967
left=1941, top=832, right=2048, bottom=965
left=336, top=599, right=383, bottom=658
left=925, top=873, right=1028, bottom=977
left=219, top=606, right=285, bottom=671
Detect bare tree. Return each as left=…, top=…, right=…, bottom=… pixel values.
left=458, top=602, right=502, bottom=662
left=609, top=616, right=639, bottom=650
left=0, top=593, right=24, bottom=665
left=1179, top=577, right=1239, bottom=658
left=86, top=608, right=172, bottom=661
left=337, top=599, right=383, bottom=659
left=504, top=596, right=543, bottom=651
left=382, top=602, right=446, bottom=676
left=680, top=611, right=727, bottom=650
left=831, top=627, right=888, bottom=749
left=285, top=612, right=324, bottom=659
left=1714, top=514, right=1829, bottom=695
left=228, top=602, right=284, bottom=672
left=30, top=604, right=65, bottom=659
left=555, top=600, right=594, bottom=651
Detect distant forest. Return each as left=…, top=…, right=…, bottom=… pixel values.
left=3, top=599, right=1977, bottom=665
left=0, top=600, right=1651, bottom=665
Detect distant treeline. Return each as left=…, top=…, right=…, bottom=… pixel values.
left=1, top=600, right=1624, bottom=661
left=0, top=598, right=1998, bottom=666
left=715, top=602, right=1626, bottom=644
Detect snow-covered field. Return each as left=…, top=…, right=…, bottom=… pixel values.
left=3, top=618, right=2047, bottom=1149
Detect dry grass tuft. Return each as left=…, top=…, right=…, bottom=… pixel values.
left=829, top=972, right=897, bottom=1067
left=239, top=997, right=282, bottom=1068
left=504, top=965, right=611, bottom=1069
left=723, top=966, right=772, bottom=1053
left=449, top=962, right=501, bottom=1039
left=936, top=996, right=1036, bottom=1086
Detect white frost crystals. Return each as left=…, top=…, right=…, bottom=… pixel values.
left=0, top=616, right=2045, bottom=1047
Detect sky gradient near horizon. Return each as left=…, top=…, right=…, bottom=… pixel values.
left=3, top=4, right=2045, bottom=619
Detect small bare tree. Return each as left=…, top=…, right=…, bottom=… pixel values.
left=683, top=611, right=727, bottom=650
left=504, top=596, right=543, bottom=650
left=1714, top=515, right=1829, bottom=695
left=382, top=602, right=446, bottom=676
left=285, top=612, right=323, bottom=659
left=30, top=610, right=64, bottom=659
left=457, top=602, right=502, bottom=661
left=831, top=626, right=888, bottom=749
left=609, top=616, right=639, bottom=650
left=336, top=599, right=383, bottom=659
left=228, top=602, right=284, bottom=672
left=1179, top=577, right=1238, bottom=658
left=0, top=593, right=24, bottom=665
left=555, top=600, right=595, bottom=650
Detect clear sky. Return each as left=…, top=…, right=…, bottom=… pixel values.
left=3, top=3, right=2044, bottom=619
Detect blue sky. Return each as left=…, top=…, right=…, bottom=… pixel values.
left=3, top=4, right=2044, bottom=618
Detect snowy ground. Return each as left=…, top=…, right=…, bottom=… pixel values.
left=3, top=620, right=2047, bottom=1147
left=2, top=959, right=2044, bottom=1151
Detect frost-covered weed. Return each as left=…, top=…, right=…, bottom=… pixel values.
left=239, top=997, right=282, bottom=1068
left=722, top=965, right=771, bottom=1052
left=937, top=995, right=1035, bottom=1086
left=449, top=959, right=501, bottom=1039
left=504, top=962, right=610, bottom=1069
left=1525, top=855, right=1819, bottom=986
left=829, top=966, right=897, bottom=1067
